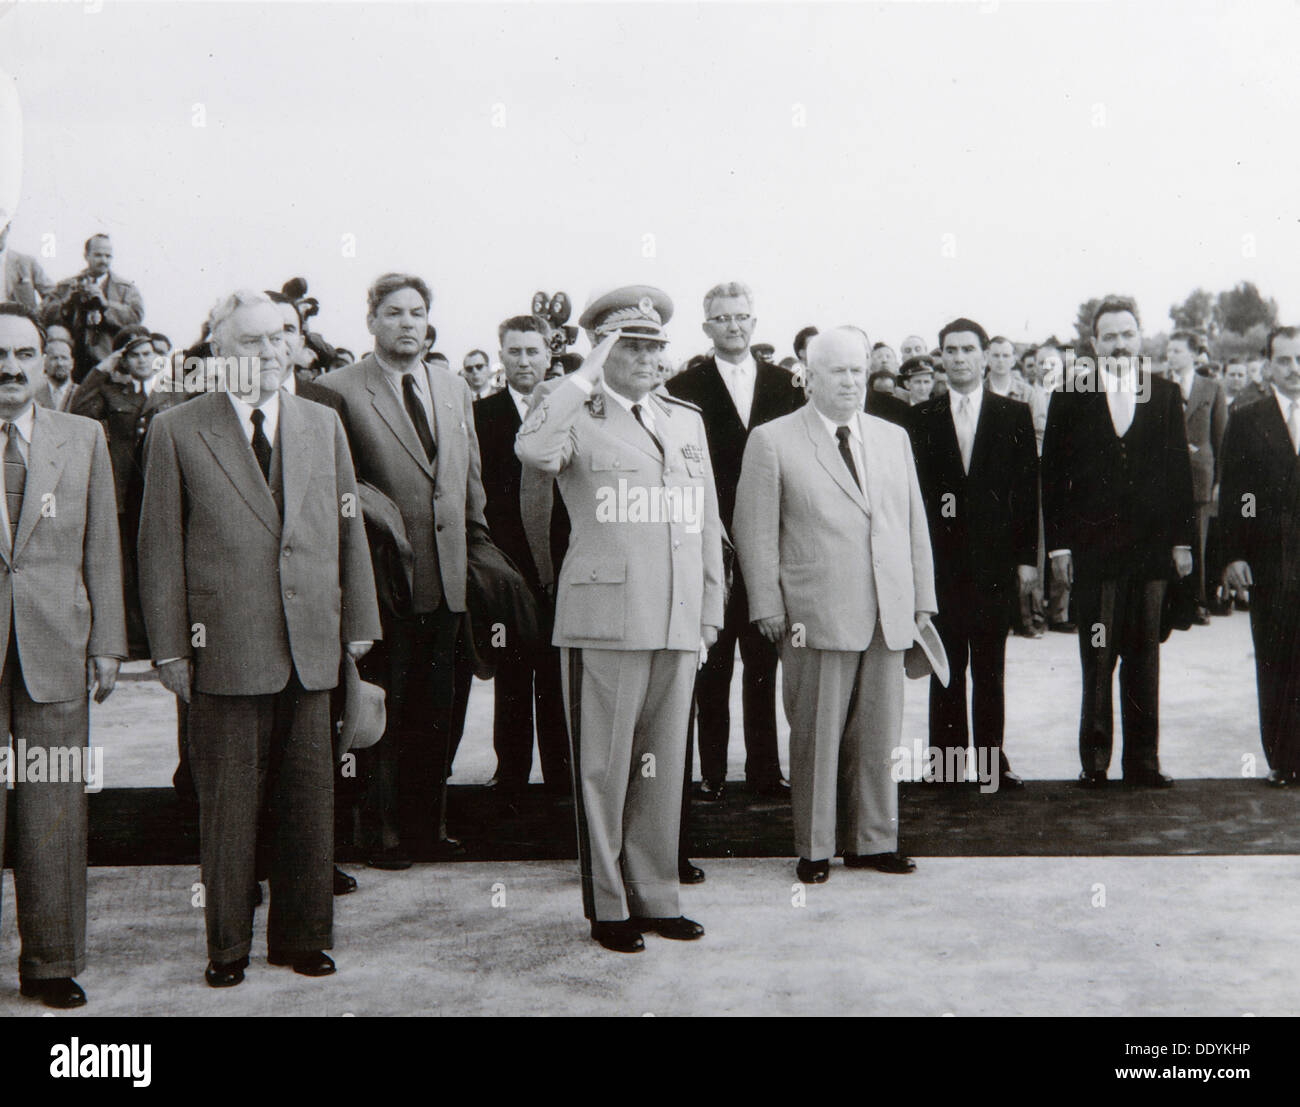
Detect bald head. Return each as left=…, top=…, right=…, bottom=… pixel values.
left=806, top=326, right=869, bottom=421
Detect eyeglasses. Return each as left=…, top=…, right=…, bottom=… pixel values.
left=706, top=314, right=752, bottom=326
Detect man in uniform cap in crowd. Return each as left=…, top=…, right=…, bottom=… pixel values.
left=516, top=285, right=723, bottom=953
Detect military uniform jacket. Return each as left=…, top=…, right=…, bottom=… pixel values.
left=515, top=377, right=724, bottom=651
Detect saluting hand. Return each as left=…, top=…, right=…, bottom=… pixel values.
left=576, top=333, right=619, bottom=385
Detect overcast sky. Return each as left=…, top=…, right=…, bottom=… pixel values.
left=1, top=0, right=1296, bottom=363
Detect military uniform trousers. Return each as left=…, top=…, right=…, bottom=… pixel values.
left=561, top=647, right=696, bottom=922
left=188, top=669, right=333, bottom=963
left=782, top=623, right=904, bottom=863
left=0, top=640, right=89, bottom=980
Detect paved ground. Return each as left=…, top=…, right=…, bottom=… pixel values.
left=3, top=610, right=1289, bottom=1017
left=2, top=856, right=1295, bottom=1017
left=99, top=610, right=1265, bottom=788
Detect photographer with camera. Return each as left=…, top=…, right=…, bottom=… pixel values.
left=40, top=234, right=144, bottom=383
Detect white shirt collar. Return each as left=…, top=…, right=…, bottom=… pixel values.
left=375, top=351, right=426, bottom=386
left=949, top=383, right=983, bottom=417
left=1, top=402, right=37, bottom=442
left=1098, top=362, right=1138, bottom=390
left=1272, top=385, right=1298, bottom=419
left=227, top=388, right=280, bottom=445
left=715, top=351, right=755, bottom=379
left=604, top=385, right=656, bottom=428
left=814, top=406, right=861, bottom=443
left=506, top=384, right=532, bottom=419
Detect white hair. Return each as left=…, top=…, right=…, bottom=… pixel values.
left=806, top=326, right=870, bottom=371
left=207, top=289, right=274, bottom=349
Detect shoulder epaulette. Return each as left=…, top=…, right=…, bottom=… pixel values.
left=657, top=393, right=701, bottom=414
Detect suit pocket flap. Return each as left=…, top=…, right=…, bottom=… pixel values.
left=589, top=452, right=628, bottom=472
left=571, top=560, right=626, bottom=585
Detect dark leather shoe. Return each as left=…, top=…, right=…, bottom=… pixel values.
left=1193, top=607, right=1212, bottom=626
left=751, top=777, right=791, bottom=798
left=844, top=851, right=916, bottom=874
left=678, top=860, right=706, bottom=884
left=268, top=950, right=336, bottom=976
left=697, top=778, right=726, bottom=801
left=333, top=866, right=357, bottom=895
left=1078, top=770, right=1108, bottom=789
left=204, top=957, right=247, bottom=988
left=998, top=770, right=1025, bottom=790
left=630, top=915, right=704, bottom=940
left=1266, top=769, right=1297, bottom=787
left=591, top=921, right=644, bottom=953
left=366, top=849, right=412, bottom=870
left=796, top=858, right=830, bottom=883
left=20, top=977, right=87, bottom=1008
left=1125, top=771, right=1175, bottom=789
left=1049, top=621, right=1077, bottom=633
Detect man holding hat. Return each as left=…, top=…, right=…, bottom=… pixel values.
left=515, top=285, right=723, bottom=953
left=733, top=327, right=936, bottom=884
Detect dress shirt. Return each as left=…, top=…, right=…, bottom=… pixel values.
left=1173, top=367, right=1196, bottom=402
left=375, top=352, right=434, bottom=431
left=1273, top=386, right=1300, bottom=454
left=948, top=384, right=983, bottom=472
left=227, top=388, right=280, bottom=450
left=714, top=351, right=756, bottom=427
left=0, top=402, right=37, bottom=546
left=506, top=385, right=532, bottom=424
left=814, top=407, right=865, bottom=486
left=1098, top=362, right=1138, bottom=437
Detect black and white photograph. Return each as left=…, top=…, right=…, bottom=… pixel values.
left=0, top=0, right=1296, bottom=1058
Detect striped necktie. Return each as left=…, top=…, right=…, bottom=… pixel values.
left=3, top=421, right=26, bottom=547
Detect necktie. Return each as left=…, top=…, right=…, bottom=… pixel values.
left=249, top=408, right=272, bottom=482
left=632, top=403, right=664, bottom=456
left=1289, top=401, right=1300, bottom=455
left=3, top=422, right=26, bottom=547
left=955, top=394, right=975, bottom=473
left=835, top=425, right=862, bottom=491
left=402, top=374, right=437, bottom=462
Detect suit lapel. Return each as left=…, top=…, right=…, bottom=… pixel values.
left=277, top=394, right=314, bottom=536
left=365, top=358, right=435, bottom=479
left=966, top=388, right=995, bottom=480
left=930, top=394, right=965, bottom=482
left=197, top=394, right=281, bottom=536
left=802, top=406, right=868, bottom=514
left=1258, top=393, right=1296, bottom=471
left=13, top=407, right=70, bottom=558
left=426, top=366, right=457, bottom=475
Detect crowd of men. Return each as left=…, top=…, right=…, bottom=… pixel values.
left=2, top=217, right=1298, bottom=1002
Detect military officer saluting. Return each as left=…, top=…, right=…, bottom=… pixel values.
left=516, top=285, right=724, bottom=953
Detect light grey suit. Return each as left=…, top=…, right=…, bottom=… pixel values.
left=733, top=405, right=935, bottom=861
left=0, top=406, right=126, bottom=981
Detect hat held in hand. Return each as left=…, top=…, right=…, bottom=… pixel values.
left=905, top=618, right=949, bottom=687
left=335, top=653, right=386, bottom=759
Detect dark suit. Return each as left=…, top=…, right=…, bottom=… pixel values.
left=909, top=388, right=1038, bottom=776
left=866, top=387, right=912, bottom=428
left=1218, top=393, right=1300, bottom=772
left=665, top=355, right=804, bottom=786
left=317, top=355, right=490, bottom=853
left=1176, top=372, right=1228, bottom=607
left=138, top=391, right=380, bottom=962
left=69, top=370, right=150, bottom=660
left=1042, top=371, right=1195, bottom=776
left=473, top=388, right=568, bottom=789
